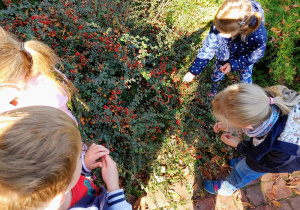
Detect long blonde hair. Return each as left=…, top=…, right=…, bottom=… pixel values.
left=214, top=0, right=262, bottom=42
left=0, top=106, right=81, bottom=210
left=0, top=28, right=74, bottom=100
left=212, top=83, right=300, bottom=129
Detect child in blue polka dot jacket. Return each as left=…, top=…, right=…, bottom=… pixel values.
left=183, top=0, right=267, bottom=96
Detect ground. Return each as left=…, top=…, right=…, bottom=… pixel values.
left=133, top=171, right=300, bottom=210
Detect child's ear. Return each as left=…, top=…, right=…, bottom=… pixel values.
left=244, top=125, right=254, bottom=129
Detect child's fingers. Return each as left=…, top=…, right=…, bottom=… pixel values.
left=213, top=124, right=220, bottom=132
left=101, top=156, right=108, bottom=169
left=89, top=145, right=110, bottom=154
left=92, top=151, right=109, bottom=160
left=220, top=133, right=230, bottom=141
left=104, top=155, right=116, bottom=168
left=213, top=122, right=224, bottom=132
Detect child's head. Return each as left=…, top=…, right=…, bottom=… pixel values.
left=0, top=28, right=73, bottom=100
left=214, top=0, right=262, bottom=41
left=0, top=106, right=82, bottom=210
left=212, top=83, right=300, bottom=129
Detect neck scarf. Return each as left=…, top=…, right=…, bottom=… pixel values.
left=242, top=105, right=280, bottom=138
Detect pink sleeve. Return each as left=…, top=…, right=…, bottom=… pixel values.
left=22, top=75, right=78, bottom=125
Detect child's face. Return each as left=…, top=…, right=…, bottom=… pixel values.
left=219, top=30, right=240, bottom=38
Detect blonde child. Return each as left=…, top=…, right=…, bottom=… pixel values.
left=183, top=0, right=267, bottom=96
left=0, top=28, right=99, bottom=178
left=0, top=106, right=132, bottom=210
left=204, top=83, right=300, bottom=196
left=0, top=27, right=75, bottom=120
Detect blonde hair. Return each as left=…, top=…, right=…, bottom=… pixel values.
left=212, top=83, right=300, bottom=129
left=214, top=0, right=262, bottom=42
left=0, top=28, right=74, bottom=100
left=0, top=106, right=81, bottom=210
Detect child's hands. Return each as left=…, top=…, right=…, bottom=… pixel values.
left=99, top=155, right=120, bottom=192
left=220, top=63, right=231, bottom=74
left=183, top=72, right=196, bottom=82
left=84, top=143, right=110, bottom=171
left=220, top=133, right=241, bottom=148
left=213, top=122, right=227, bottom=133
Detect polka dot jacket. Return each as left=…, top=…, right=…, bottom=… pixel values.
left=189, top=0, right=267, bottom=75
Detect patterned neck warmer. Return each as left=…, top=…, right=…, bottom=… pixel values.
left=242, top=105, right=280, bottom=138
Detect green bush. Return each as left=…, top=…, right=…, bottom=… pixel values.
left=0, top=0, right=213, bottom=196
left=254, top=0, right=300, bottom=89
left=2, top=0, right=299, bottom=203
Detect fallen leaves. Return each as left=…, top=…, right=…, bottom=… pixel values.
left=282, top=5, right=290, bottom=12
left=287, top=177, right=300, bottom=188
left=270, top=27, right=282, bottom=36
left=210, top=155, right=221, bottom=164
left=243, top=202, right=255, bottom=208
left=202, top=168, right=212, bottom=180
left=271, top=200, right=283, bottom=208
left=265, top=182, right=277, bottom=200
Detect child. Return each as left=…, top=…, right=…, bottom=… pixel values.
left=0, top=27, right=75, bottom=122
left=0, top=106, right=132, bottom=210
left=0, top=28, right=97, bottom=177
left=183, top=0, right=267, bottom=96
left=204, top=83, right=300, bottom=196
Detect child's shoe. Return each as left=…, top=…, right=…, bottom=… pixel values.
left=229, top=157, right=242, bottom=168
left=204, top=180, right=234, bottom=196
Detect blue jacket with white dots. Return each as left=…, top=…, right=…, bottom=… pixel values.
left=189, top=0, right=267, bottom=75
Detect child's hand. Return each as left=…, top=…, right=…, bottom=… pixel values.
left=183, top=72, right=196, bottom=82
left=220, top=133, right=241, bottom=148
left=99, top=155, right=120, bottom=192
left=213, top=122, right=227, bottom=133
left=84, top=143, right=110, bottom=171
left=220, top=63, right=231, bottom=74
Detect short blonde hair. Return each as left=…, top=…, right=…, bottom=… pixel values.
left=0, top=28, right=74, bottom=100
left=0, top=106, right=81, bottom=210
left=214, top=0, right=262, bottom=42
left=212, top=83, right=300, bottom=129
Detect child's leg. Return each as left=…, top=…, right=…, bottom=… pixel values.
left=225, top=158, right=265, bottom=191
left=210, top=61, right=225, bottom=95
left=204, top=158, right=265, bottom=195
left=238, top=64, right=253, bottom=84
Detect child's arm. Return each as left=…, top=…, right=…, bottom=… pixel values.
left=213, top=122, right=227, bottom=133
left=100, top=155, right=132, bottom=210
left=219, top=63, right=231, bottom=74
left=186, top=26, right=219, bottom=80
left=183, top=72, right=196, bottom=82
left=81, top=144, right=110, bottom=175
left=220, top=133, right=242, bottom=148
left=228, top=27, right=267, bottom=72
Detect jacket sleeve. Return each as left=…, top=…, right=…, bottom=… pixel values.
left=81, top=154, right=91, bottom=176
left=189, top=27, right=219, bottom=75
left=108, top=189, right=132, bottom=210
left=229, top=27, right=267, bottom=71
left=236, top=138, right=272, bottom=161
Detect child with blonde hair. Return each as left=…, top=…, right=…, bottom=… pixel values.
left=0, top=28, right=100, bottom=179
left=204, top=83, right=300, bottom=195
left=0, top=106, right=132, bottom=210
left=183, top=0, right=267, bottom=96
left=0, top=27, right=75, bottom=120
